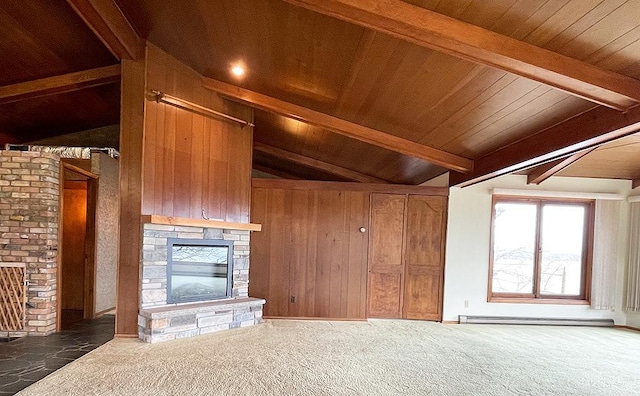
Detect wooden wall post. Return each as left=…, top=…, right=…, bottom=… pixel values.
left=116, top=54, right=146, bottom=337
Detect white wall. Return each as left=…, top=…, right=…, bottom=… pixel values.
left=443, top=175, right=631, bottom=324
left=91, top=153, right=119, bottom=314
left=627, top=313, right=640, bottom=328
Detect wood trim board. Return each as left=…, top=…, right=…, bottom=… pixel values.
left=252, top=178, right=449, bottom=195
left=141, top=215, right=262, bottom=232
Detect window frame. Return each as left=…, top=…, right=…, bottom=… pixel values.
left=488, top=195, right=595, bottom=304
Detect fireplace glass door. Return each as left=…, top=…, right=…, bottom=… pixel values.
left=167, top=239, right=233, bottom=303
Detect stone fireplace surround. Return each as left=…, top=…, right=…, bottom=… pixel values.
left=137, top=216, right=264, bottom=343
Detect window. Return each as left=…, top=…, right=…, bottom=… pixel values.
left=489, top=196, right=594, bottom=302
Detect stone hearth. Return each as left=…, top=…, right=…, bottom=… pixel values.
left=137, top=221, right=264, bottom=343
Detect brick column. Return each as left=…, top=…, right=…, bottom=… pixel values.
left=0, top=151, right=60, bottom=336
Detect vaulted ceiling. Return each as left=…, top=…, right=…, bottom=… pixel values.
left=2, top=0, right=640, bottom=188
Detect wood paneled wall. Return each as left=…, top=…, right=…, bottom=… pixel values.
left=251, top=184, right=370, bottom=319
left=142, top=44, right=253, bottom=223
left=117, top=44, right=255, bottom=336
left=250, top=179, right=448, bottom=321
left=117, top=55, right=146, bottom=337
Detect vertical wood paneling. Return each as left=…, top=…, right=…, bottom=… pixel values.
left=201, top=117, right=212, bottom=217
left=346, top=191, right=369, bottom=318
left=328, top=191, right=346, bottom=318
left=142, top=44, right=253, bottom=223
left=141, top=87, right=156, bottom=215
left=173, top=108, right=192, bottom=218
left=288, top=189, right=313, bottom=317
left=248, top=188, right=269, bottom=302
left=149, top=54, right=166, bottom=215
left=189, top=108, right=204, bottom=219
left=251, top=181, right=447, bottom=321
left=303, top=191, right=319, bottom=315
left=117, top=55, right=146, bottom=337
left=266, top=189, right=288, bottom=316
left=250, top=185, right=369, bottom=319
left=314, top=191, right=334, bottom=317
left=161, top=104, right=175, bottom=215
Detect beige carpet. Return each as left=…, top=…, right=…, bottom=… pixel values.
left=17, top=320, right=640, bottom=395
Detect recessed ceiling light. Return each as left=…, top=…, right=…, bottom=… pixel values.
left=231, top=64, right=245, bottom=77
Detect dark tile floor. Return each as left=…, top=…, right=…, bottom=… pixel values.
left=0, top=315, right=114, bottom=395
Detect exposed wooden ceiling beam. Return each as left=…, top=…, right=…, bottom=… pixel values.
left=66, top=0, right=143, bottom=60
left=527, top=148, right=596, bottom=185
left=254, top=142, right=389, bottom=183
left=203, top=78, right=473, bottom=173
left=252, top=163, right=304, bottom=180
left=450, top=105, right=640, bottom=187
left=283, top=0, right=640, bottom=111
left=0, top=65, right=121, bottom=105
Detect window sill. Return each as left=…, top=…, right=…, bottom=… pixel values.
left=489, top=297, right=590, bottom=305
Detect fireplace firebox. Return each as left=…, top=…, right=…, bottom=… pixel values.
left=166, top=239, right=233, bottom=304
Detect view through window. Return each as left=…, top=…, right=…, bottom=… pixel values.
left=490, top=197, right=592, bottom=301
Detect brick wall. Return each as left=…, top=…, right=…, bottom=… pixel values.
left=0, top=151, right=60, bottom=336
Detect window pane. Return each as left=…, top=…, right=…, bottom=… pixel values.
left=492, top=202, right=537, bottom=294
left=540, top=204, right=585, bottom=296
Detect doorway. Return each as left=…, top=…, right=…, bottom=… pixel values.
left=58, top=161, right=98, bottom=330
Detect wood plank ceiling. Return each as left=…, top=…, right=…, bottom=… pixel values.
left=0, top=0, right=120, bottom=145
left=115, top=0, right=640, bottom=185
left=2, top=0, right=640, bottom=186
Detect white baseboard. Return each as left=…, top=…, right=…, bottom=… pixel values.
left=458, top=315, right=614, bottom=327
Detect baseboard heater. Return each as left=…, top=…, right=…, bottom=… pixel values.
left=458, top=315, right=614, bottom=327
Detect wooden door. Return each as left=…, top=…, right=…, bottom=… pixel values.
left=62, top=181, right=88, bottom=313
left=250, top=187, right=370, bottom=319
left=291, top=190, right=369, bottom=319
left=403, top=195, right=447, bottom=320
left=58, top=161, right=99, bottom=330
left=367, top=194, right=406, bottom=318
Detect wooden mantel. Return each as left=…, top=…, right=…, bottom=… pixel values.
left=141, top=215, right=262, bottom=232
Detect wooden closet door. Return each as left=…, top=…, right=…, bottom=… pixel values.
left=367, top=193, right=406, bottom=318
left=250, top=186, right=370, bottom=320
left=290, top=190, right=369, bottom=319
left=403, top=195, right=447, bottom=321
